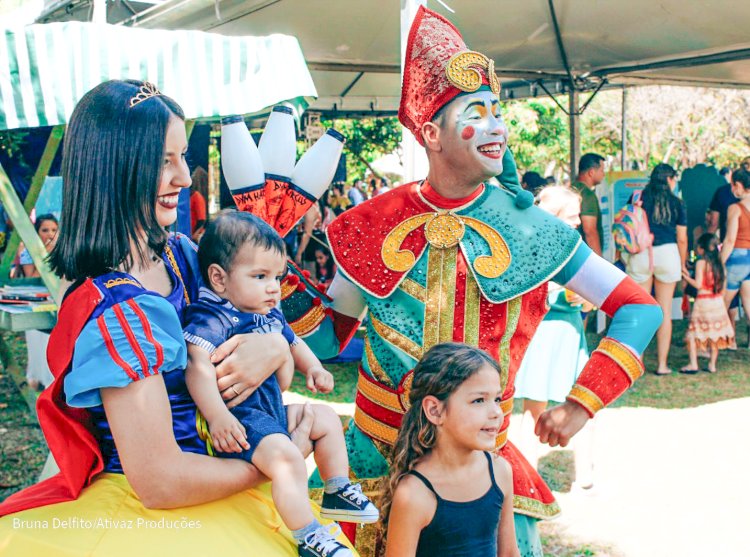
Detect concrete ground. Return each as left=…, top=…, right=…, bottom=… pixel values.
left=285, top=392, right=749, bottom=557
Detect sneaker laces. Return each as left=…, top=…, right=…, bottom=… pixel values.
left=303, top=524, right=343, bottom=556
left=342, top=483, right=368, bottom=506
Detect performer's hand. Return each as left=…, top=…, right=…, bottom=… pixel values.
left=213, top=333, right=291, bottom=408
left=535, top=400, right=590, bottom=447
left=209, top=412, right=250, bottom=453
left=287, top=402, right=314, bottom=458
left=306, top=366, right=334, bottom=394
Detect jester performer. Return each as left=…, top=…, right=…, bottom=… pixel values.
left=280, top=7, right=661, bottom=556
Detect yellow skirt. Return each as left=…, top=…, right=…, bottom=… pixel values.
left=0, top=474, right=356, bottom=557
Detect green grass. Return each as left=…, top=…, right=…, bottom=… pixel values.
left=0, top=332, right=46, bottom=501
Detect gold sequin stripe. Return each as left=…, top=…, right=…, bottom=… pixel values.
left=281, top=280, right=298, bottom=300
left=498, top=297, right=522, bottom=391
left=512, top=495, right=562, bottom=520
left=595, top=337, right=644, bottom=384
left=370, top=314, right=423, bottom=361
left=423, top=247, right=457, bottom=351
left=494, top=428, right=508, bottom=450
left=364, top=336, right=395, bottom=388
left=195, top=411, right=215, bottom=456
left=357, top=370, right=403, bottom=413
left=399, top=277, right=426, bottom=302
left=501, top=397, right=513, bottom=416
left=567, top=384, right=605, bottom=415
left=164, top=245, right=190, bottom=306
left=288, top=304, right=326, bottom=336
left=353, top=406, right=399, bottom=445
left=463, top=272, right=481, bottom=346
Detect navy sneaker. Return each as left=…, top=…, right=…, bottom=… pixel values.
left=298, top=524, right=352, bottom=557
left=320, top=482, right=379, bottom=523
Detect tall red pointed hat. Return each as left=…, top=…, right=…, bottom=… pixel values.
left=399, top=6, right=500, bottom=144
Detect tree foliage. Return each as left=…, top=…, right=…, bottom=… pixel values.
left=320, top=117, right=402, bottom=181
left=504, top=86, right=750, bottom=177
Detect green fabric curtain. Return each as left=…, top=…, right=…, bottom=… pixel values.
left=0, top=22, right=316, bottom=131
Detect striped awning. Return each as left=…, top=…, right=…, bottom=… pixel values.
left=0, top=22, right=317, bottom=131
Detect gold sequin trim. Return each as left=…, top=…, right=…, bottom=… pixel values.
left=498, top=297, right=522, bottom=391
left=353, top=406, right=398, bottom=445
left=512, top=495, right=562, bottom=520
left=289, top=304, right=326, bottom=336
left=164, top=245, right=190, bottom=305
left=461, top=216, right=511, bottom=279
left=463, top=272, right=481, bottom=346
left=595, top=337, right=644, bottom=384
left=370, top=314, right=423, bottom=361
left=445, top=50, right=500, bottom=96
left=364, top=336, right=395, bottom=387
left=357, top=372, right=402, bottom=414
left=495, top=428, right=508, bottom=450
left=195, top=411, right=215, bottom=456
left=423, top=247, right=457, bottom=351
left=281, top=279, right=298, bottom=300
left=568, top=384, right=605, bottom=415
left=104, top=277, right=141, bottom=289
left=439, top=248, right=457, bottom=343
left=399, top=278, right=426, bottom=302
left=501, top=397, right=513, bottom=416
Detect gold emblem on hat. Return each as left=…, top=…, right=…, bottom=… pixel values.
left=446, top=51, right=500, bottom=96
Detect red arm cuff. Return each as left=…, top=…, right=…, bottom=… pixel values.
left=567, top=337, right=645, bottom=417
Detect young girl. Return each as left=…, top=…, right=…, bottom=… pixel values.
left=379, top=343, right=518, bottom=557
left=314, top=245, right=336, bottom=288
left=682, top=233, right=734, bottom=373
left=18, top=213, right=58, bottom=277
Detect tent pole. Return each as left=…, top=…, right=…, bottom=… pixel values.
left=400, top=0, right=427, bottom=183
left=569, top=89, right=580, bottom=181
left=621, top=88, right=628, bottom=171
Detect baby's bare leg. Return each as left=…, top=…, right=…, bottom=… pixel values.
left=252, top=433, right=314, bottom=530
left=308, top=404, right=348, bottom=481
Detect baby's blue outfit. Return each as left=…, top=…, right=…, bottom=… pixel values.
left=182, top=287, right=299, bottom=462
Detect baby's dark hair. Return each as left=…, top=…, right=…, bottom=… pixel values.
left=198, top=209, right=285, bottom=285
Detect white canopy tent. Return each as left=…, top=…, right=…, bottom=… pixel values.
left=34, top=0, right=750, bottom=176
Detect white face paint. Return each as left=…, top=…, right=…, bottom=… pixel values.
left=439, top=90, right=508, bottom=181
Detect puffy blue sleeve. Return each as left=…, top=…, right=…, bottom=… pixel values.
left=64, top=294, right=187, bottom=408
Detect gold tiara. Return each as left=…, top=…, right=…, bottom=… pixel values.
left=129, top=82, right=162, bottom=108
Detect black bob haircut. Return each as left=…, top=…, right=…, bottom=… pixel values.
left=578, top=153, right=605, bottom=175
left=49, top=79, right=184, bottom=281
left=198, top=210, right=286, bottom=286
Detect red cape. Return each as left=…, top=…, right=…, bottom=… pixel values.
left=0, top=280, right=104, bottom=516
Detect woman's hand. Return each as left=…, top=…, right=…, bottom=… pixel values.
left=286, top=402, right=315, bottom=458
left=212, top=332, right=292, bottom=409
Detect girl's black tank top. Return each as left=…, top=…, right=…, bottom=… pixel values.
left=408, top=451, right=504, bottom=557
